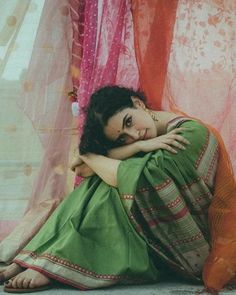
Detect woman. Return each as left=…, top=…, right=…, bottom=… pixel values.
left=0, top=86, right=219, bottom=293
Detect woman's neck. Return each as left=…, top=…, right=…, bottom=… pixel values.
left=153, top=111, right=180, bottom=136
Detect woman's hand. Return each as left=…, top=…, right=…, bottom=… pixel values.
left=74, top=162, right=95, bottom=178
left=138, top=127, right=190, bottom=154
left=71, top=156, right=95, bottom=177
left=71, top=157, right=83, bottom=171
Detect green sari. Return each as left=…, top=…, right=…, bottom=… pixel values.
left=14, top=118, right=219, bottom=289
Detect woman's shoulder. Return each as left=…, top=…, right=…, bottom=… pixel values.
left=166, top=115, right=196, bottom=132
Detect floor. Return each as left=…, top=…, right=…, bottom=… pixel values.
left=1, top=264, right=236, bottom=295
left=1, top=279, right=236, bottom=295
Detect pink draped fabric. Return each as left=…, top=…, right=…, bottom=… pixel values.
left=0, top=0, right=73, bottom=262
left=77, top=0, right=139, bottom=130
left=69, top=0, right=85, bottom=93
left=20, top=1, right=73, bottom=209
left=74, top=0, right=139, bottom=186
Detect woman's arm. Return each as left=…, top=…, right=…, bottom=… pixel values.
left=108, top=127, right=189, bottom=159
left=79, top=153, right=121, bottom=187
left=71, top=127, right=190, bottom=178
left=70, top=143, right=140, bottom=178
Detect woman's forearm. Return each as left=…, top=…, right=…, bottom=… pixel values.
left=79, top=153, right=121, bottom=187
left=108, top=141, right=141, bottom=160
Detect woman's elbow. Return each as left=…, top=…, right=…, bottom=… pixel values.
left=103, top=174, right=118, bottom=187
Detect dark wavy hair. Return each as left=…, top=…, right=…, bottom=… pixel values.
left=79, top=85, right=146, bottom=155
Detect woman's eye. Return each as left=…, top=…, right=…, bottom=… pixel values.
left=126, top=116, right=132, bottom=127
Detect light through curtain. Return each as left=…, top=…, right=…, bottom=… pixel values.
left=0, top=0, right=73, bottom=262
left=164, top=0, right=236, bottom=173
left=0, top=0, right=45, bottom=242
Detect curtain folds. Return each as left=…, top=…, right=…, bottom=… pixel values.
left=76, top=0, right=139, bottom=135
left=0, top=0, right=73, bottom=262
left=74, top=0, right=139, bottom=186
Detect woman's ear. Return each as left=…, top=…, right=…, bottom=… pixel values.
left=131, top=96, right=146, bottom=109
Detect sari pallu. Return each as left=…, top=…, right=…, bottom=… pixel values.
left=13, top=119, right=219, bottom=289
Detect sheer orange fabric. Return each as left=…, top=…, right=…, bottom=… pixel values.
left=202, top=125, right=236, bottom=292
left=131, top=0, right=178, bottom=110
left=132, top=0, right=236, bottom=293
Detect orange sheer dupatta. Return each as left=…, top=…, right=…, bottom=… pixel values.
left=132, top=0, right=236, bottom=292
left=202, top=125, right=236, bottom=292
left=131, top=0, right=178, bottom=110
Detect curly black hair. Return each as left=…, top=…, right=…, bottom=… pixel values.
left=79, top=85, right=146, bottom=155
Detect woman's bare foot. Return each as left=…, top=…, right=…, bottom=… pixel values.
left=0, top=263, right=23, bottom=284
left=4, top=268, right=50, bottom=290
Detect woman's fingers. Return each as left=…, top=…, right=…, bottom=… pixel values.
left=75, top=164, right=95, bottom=177
left=165, top=130, right=190, bottom=145
left=71, top=158, right=83, bottom=171
left=161, top=130, right=191, bottom=153
left=172, top=134, right=190, bottom=145
left=162, top=143, right=178, bottom=154
left=172, top=140, right=186, bottom=150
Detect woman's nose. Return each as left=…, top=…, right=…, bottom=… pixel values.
left=125, top=128, right=140, bottom=142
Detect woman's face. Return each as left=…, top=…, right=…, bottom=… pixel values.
left=103, top=98, right=157, bottom=145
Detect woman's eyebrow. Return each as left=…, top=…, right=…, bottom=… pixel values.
left=114, top=113, right=129, bottom=143
left=115, top=113, right=129, bottom=142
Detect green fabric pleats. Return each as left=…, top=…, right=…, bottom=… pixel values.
left=15, top=177, right=160, bottom=289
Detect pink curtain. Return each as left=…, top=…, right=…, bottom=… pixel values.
left=0, top=0, right=73, bottom=262
left=69, top=0, right=85, bottom=94
left=74, top=0, right=139, bottom=186
left=76, top=0, right=139, bottom=132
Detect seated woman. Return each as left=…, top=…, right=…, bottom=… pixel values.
left=0, top=86, right=219, bottom=293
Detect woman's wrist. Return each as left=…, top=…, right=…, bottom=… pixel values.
left=135, top=140, right=144, bottom=153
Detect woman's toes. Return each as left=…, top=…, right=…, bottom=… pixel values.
left=29, top=279, right=36, bottom=289
left=11, top=278, right=18, bottom=289
left=22, top=278, right=30, bottom=289
left=15, top=276, right=24, bottom=289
